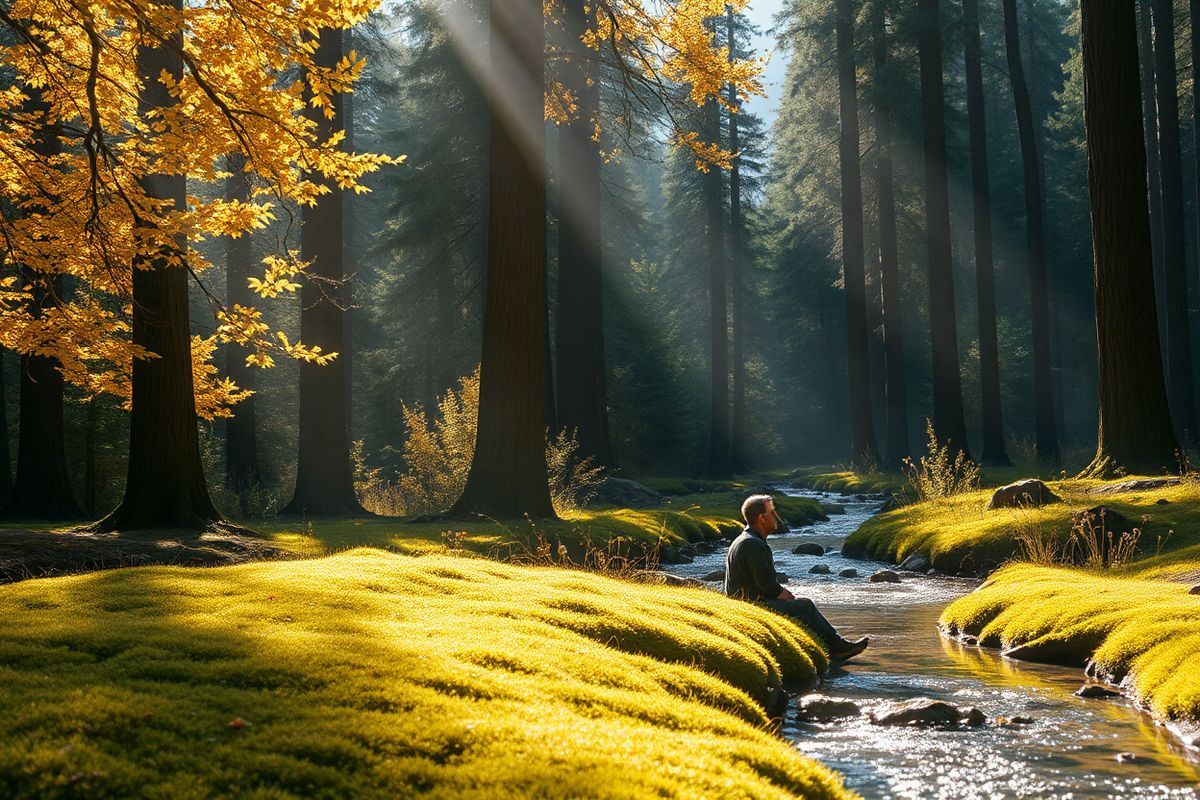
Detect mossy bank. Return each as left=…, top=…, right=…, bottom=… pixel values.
left=0, top=549, right=855, bottom=798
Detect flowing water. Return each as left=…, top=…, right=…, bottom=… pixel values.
left=666, top=489, right=1200, bottom=799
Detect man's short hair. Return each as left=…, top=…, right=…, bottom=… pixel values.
left=741, top=494, right=773, bottom=524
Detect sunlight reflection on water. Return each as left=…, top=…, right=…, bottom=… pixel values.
left=667, top=488, right=1200, bottom=799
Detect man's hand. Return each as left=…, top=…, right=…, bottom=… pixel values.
left=777, top=588, right=795, bottom=601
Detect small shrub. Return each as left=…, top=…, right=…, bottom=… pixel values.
left=902, top=420, right=981, bottom=502
left=1072, top=509, right=1143, bottom=570
left=1013, top=509, right=1067, bottom=566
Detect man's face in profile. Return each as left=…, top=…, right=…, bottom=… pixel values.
left=757, top=500, right=779, bottom=535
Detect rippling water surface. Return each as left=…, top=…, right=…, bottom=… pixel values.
left=667, top=489, right=1200, bottom=799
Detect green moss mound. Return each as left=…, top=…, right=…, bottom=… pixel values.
left=0, top=549, right=851, bottom=799
left=940, top=564, right=1200, bottom=727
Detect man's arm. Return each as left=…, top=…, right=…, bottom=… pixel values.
left=748, top=540, right=786, bottom=599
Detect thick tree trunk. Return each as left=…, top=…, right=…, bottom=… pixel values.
left=1136, top=0, right=1168, bottom=372
left=450, top=0, right=555, bottom=518
left=1150, top=0, right=1198, bottom=441
left=836, top=0, right=880, bottom=468
left=918, top=0, right=971, bottom=459
left=95, top=0, right=222, bottom=530
left=962, top=0, right=1009, bottom=466
left=704, top=94, right=731, bottom=478
left=1079, top=0, right=1179, bottom=476
left=343, top=28, right=355, bottom=440
left=282, top=28, right=364, bottom=517
left=1192, top=0, right=1200, bottom=388
left=1003, top=0, right=1058, bottom=464
left=555, top=0, right=612, bottom=466
left=3, top=277, right=83, bottom=520
left=728, top=7, right=748, bottom=474
left=223, top=156, right=261, bottom=503
left=0, top=351, right=9, bottom=501
left=870, top=5, right=910, bottom=468
left=83, top=399, right=97, bottom=515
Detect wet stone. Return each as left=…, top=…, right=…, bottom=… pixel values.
left=809, top=564, right=831, bottom=575
left=838, top=568, right=858, bottom=578
left=899, top=553, right=930, bottom=572
left=869, top=698, right=978, bottom=727
left=792, top=543, right=824, bottom=556
left=1075, top=684, right=1122, bottom=699
left=796, top=696, right=862, bottom=723
left=869, top=570, right=902, bottom=584
left=701, top=569, right=725, bottom=582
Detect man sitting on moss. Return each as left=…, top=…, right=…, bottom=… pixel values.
left=725, top=494, right=869, bottom=662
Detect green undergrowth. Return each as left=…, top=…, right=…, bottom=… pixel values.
left=940, top=564, right=1200, bottom=731
left=0, top=548, right=852, bottom=799
left=257, top=494, right=826, bottom=560
left=636, top=472, right=792, bottom=497
left=790, top=464, right=1059, bottom=496
left=843, top=476, right=1200, bottom=575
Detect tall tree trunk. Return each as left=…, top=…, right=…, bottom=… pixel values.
left=1191, top=0, right=1200, bottom=382
left=1138, top=0, right=1169, bottom=368
left=0, top=351, right=9, bottom=502
left=343, top=28, right=355, bottom=441
left=223, top=155, right=261, bottom=505
left=95, top=0, right=222, bottom=530
left=728, top=6, right=749, bottom=474
left=1151, top=0, right=1198, bottom=441
left=836, top=0, right=880, bottom=468
left=555, top=0, right=612, bottom=466
left=1079, top=0, right=1179, bottom=477
left=1003, top=0, right=1059, bottom=464
left=282, top=28, right=364, bottom=516
left=704, top=94, right=731, bottom=478
left=962, top=0, right=1009, bottom=466
left=450, top=0, right=555, bottom=518
left=84, top=399, right=97, bottom=516
left=2, top=93, right=82, bottom=519
left=918, top=0, right=971, bottom=458
left=871, top=4, right=910, bottom=468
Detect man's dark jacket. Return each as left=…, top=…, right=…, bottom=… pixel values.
left=724, top=526, right=783, bottom=601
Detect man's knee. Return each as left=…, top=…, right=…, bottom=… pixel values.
left=791, top=597, right=815, bottom=613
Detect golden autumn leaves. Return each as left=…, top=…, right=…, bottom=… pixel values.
left=0, top=0, right=759, bottom=418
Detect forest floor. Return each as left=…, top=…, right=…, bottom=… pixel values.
left=0, top=548, right=853, bottom=798
left=841, top=471, right=1200, bottom=750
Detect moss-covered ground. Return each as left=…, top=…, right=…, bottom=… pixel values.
left=0, top=548, right=854, bottom=799
left=845, top=471, right=1200, bottom=743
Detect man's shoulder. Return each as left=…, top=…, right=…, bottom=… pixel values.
left=729, top=531, right=769, bottom=552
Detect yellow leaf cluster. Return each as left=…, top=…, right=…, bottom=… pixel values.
left=0, top=0, right=397, bottom=416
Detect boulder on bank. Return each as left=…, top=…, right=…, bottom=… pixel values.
left=585, top=477, right=664, bottom=508
left=869, top=698, right=985, bottom=727
left=1090, top=477, right=1181, bottom=495
left=1075, top=684, right=1122, bottom=699
left=988, top=479, right=1061, bottom=509
left=792, top=542, right=824, bottom=556
left=1073, top=505, right=1135, bottom=538
left=869, top=570, right=901, bottom=584
left=796, top=696, right=862, bottom=722
left=701, top=569, right=725, bottom=582
left=899, top=553, right=930, bottom=572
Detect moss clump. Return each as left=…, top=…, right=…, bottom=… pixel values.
left=0, top=549, right=851, bottom=799
left=843, top=476, right=1200, bottom=575
left=940, top=564, right=1200, bottom=727
left=789, top=468, right=905, bottom=495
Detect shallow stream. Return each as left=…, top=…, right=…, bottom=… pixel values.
left=666, top=490, right=1200, bottom=799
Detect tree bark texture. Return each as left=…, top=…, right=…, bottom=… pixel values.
left=96, top=0, right=222, bottom=530
left=962, top=0, right=1009, bottom=466
left=1150, top=0, right=1198, bottom=440
left=870, top=4, right=910, bottom=468
left=918, top=0, right=971, bottom=459
left=1137, top=0, right=1169, bottom=364
left=282, top=27, right=364, bottom=517
left=451, top=0, right=556, bottom=518
left=555, top=0, right=613, bottom=466
left=1080, top=0, right=1180, bottom=476
left=836, top=0, right=880, bottom=468
left=1003, top=0, right=1059, bottom=464
left=223, top=156, right=261, bottom=499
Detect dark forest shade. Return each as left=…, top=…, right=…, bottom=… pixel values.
left=728, top=7, right=748, bottom=475
left=1003, top=0, right=1058, bottom=464
left=703, top=94, right=731, bottom=478
left=1079, top=0, right=1179, bottom=477
left=223, top=157, right=261, bottom=503
left=1137, top=0, right=1168, bottom=359
left=96, top=0, right=222, bottom=530
left=1150, top=0, right=1198, bottom=442
left=3, top=277, right=83, bottom=520
left=555, top=0, right=613, bottom=467
left=450, top=0, right=555, bottom=519
left=1192, top=0, right=1200, bottom=381
left=870, top=4, right=909, bottom=468
left=835, top=0, right=879, bottom=468
left=961, top=0, right=1008, bottom=466
left=917, top=0, right=970, bottom=458
left=0, top=352, right=9, bottom=501
left=282, top=28, right=364, bottom=517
